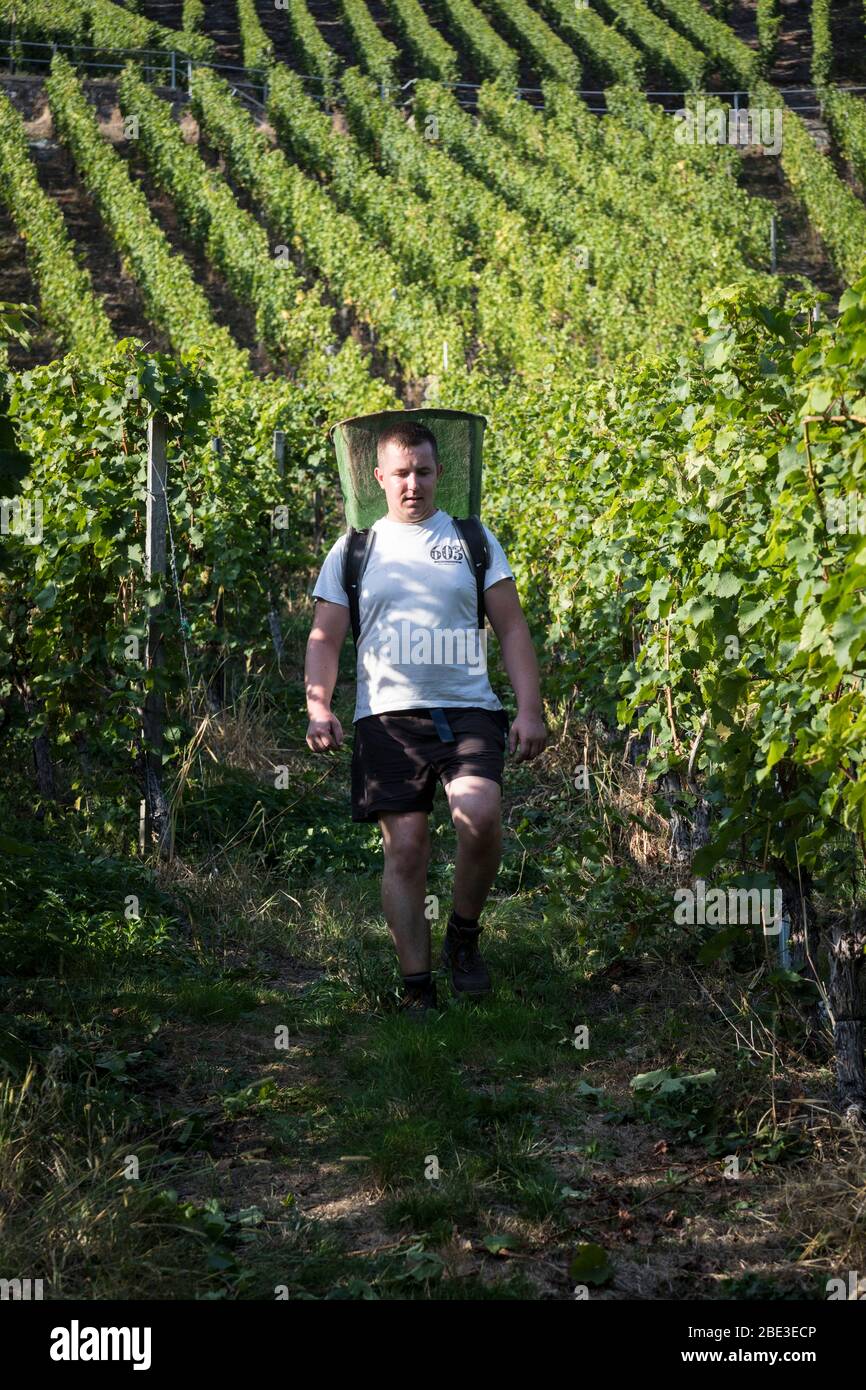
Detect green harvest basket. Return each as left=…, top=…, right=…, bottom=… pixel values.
left=329, top=408, right=487, bottom=530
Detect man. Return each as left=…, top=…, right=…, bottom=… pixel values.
left=304, top=421, right=546, bottom=1015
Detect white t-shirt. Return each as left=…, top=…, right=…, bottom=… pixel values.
left=312, top=508, right=515, bottom=722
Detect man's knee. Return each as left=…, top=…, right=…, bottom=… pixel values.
left=458, top=815, right=501, bottom=851
left=380, top=812, right=431, bottom=865
left=450, top=786, right=502, bottom=848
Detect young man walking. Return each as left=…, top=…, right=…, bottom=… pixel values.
left=304, top=421, right=546, bottom=1014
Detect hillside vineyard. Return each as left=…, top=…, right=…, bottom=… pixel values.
left=1, top=0, right=866, bottom=1315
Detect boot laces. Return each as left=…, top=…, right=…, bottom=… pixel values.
left=454, top=936, right=481, bottom=971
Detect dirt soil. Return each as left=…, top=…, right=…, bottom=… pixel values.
left=137, top=940, right=843, bottom=1300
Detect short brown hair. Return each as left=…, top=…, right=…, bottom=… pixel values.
left=376, top=420, right=438, bottom=467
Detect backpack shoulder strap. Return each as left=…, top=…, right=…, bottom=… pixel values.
left=342, top=527, right=374, bottom=647
left=452, top=515, right=490, bottom=630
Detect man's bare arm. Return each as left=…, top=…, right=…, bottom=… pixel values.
left=305, top=600, right=350, bottom=749
left=484, top=578, right=547, bottom=762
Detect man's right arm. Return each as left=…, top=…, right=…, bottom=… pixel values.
left=305, top=599, right=351, bottom=751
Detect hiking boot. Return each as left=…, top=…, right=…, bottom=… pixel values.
left=398, top=978, right=439, bottom=1019
left=442, top=920, right=491, bottom=996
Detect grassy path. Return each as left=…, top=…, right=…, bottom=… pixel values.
left=3, top=663, right=860, bottom=1300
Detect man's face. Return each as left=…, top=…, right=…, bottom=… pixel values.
left=374, top=441, right=442, bottom=523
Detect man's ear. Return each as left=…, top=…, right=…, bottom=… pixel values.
left=374, top=466, right=385, bottom=488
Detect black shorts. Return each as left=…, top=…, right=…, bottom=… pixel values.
left=350, top=706, right=510, bottom=823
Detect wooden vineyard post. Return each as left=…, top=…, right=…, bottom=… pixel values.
left=20, top=682, right=56, bottom=810
left=207, top=435, right=226, bottom=711
left=273, top=428, right=285, bottom=476
left=268, top=428, right=286, bottom=663
left=140, top=413, right=173, bottom=860
left=829, top=907, right=866, bottom=1124
left=312, top=428, right=324, bottom=557
left=314, top=488, right=324, bottom=553
left=769, top=854, right=810, bottom=973
left=659, top=770, right=691, bottom=864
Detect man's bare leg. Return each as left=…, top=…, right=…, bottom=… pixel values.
left=379, top=810, right=432, bottom=975
left=444, top=776, right=503, bottom=918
